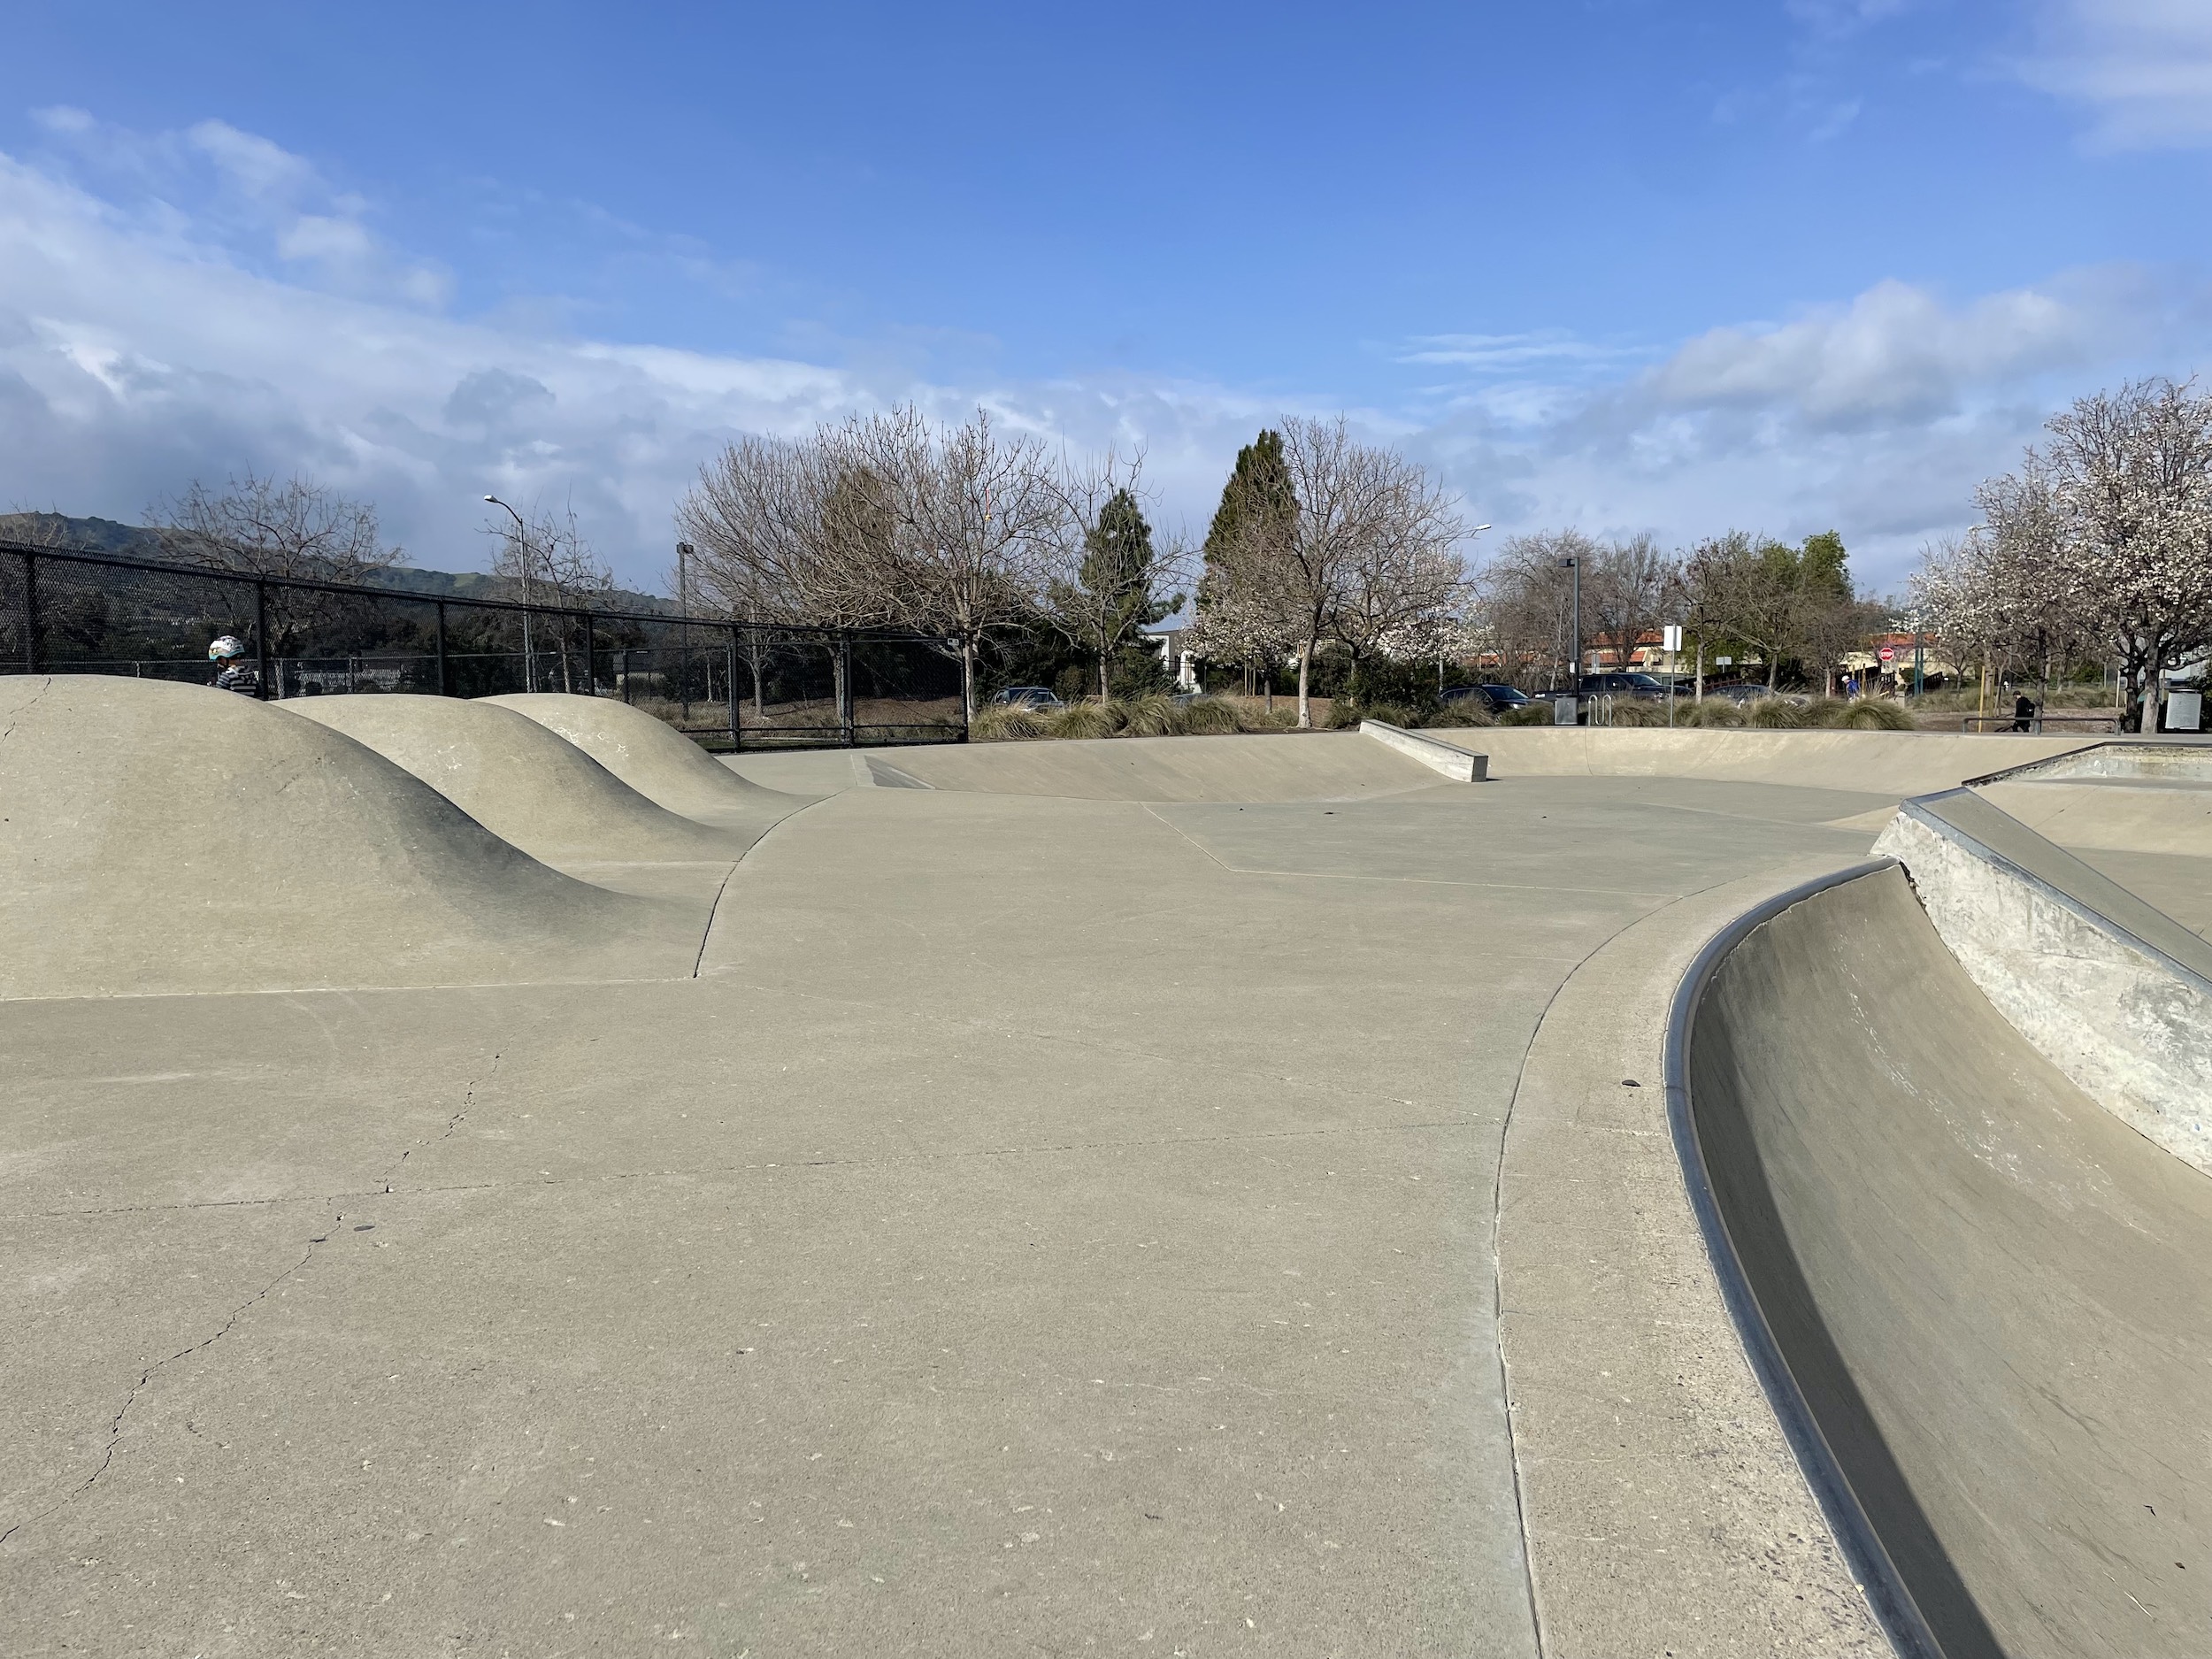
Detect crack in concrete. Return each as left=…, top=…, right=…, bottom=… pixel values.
left=378, top=1053, right=497, bottom=1194
left=0, top=677, right=52, bottom=750
left=0, top=1224, right=326, bottom=1548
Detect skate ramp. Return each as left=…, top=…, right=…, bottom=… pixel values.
left=839, top=729, right=1451, bottom=801
left=1477, top=726, right=2085, bottom=795
left=486, top=692, right=810, bottom=825
left=288, top=695, right=758, bottom=866
left=1677, top=863, right=2212, bottom=1658
left=1975, top=777, right=2212, bottom=856
left=1874, top=790, right=2212, bottom=1172
left=0, top=677, right=700, bottom=998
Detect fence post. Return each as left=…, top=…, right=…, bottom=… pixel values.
left=726, top=626, right=740, bottom=749
left=435, top=601, right=451, bottom=697
left=840, top=632, right=855, bottom=747
left=584, top=611, right=597, bottom=696
left=254, top=578, right=273, bottom=700
left=19, top=550, right=42, bottom=673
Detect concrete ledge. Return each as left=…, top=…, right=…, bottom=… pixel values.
left=1358, top=719, right=1488, bottom=781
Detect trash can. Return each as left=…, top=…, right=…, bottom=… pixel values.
left=2164, top=689, right=2203, bottom=733
left=1552, top=695, right=1578, bottom=726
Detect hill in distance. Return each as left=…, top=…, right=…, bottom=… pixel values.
left=0, top=512, right=675, bottom=614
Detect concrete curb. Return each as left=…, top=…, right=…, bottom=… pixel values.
left=1664, top=858, right=1941, bottom=1659
left=1358, top=719, right=1488, bottom=781
left=1494, top=855, right=1893, bottom=1658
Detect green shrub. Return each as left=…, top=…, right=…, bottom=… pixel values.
left=1806, top=696, right=1914, bottom=731
left=1336, top=655, right=1443, bottom=725
left=1119, top=693, right=1188, bottom=737
left=1181, top=696, right=1243, bottom=734
left=1498, top=703, right=1555, bottom=726
left=1680, top=697, right=1744, bottom=727
left=972, top=705, right=1050, bottom=741
left=1422, top=701, right=1494, bottom=728
left=1746, top=696, right=1808, bottom=728
left=1048, top=700, right=1125, bottom=740
left=1594, top=698, right=1671, bottom=727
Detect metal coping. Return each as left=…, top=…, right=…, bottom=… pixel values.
left=1896, top=791, right=2212, bottom=998
left=1662, top=856, right=1947, bottom=1659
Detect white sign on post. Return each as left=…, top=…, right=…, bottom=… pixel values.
left=1662, top=624, right=1683, bottom=654
left=1716, top=656, right=1732, bottom=667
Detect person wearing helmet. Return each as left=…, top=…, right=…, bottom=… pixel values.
left=209, top=635, right=261, bottom=696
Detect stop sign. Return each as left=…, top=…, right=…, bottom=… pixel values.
left=1878, top=646, right=1896, bottom=663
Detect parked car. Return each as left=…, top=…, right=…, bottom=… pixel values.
left=1578, top=672, right=1670, bottom=700
left=1442, top=683, right=1534, bottom=714
left=987, top=686, right=1065, bottom=713
left=1707, top=680, right=1774, bottom=704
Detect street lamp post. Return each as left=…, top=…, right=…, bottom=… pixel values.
left=1557, top=553, right=1581, bottom=694
left=484, top=495, right=534, bottom=691
left=677, top=541, right=694, bottom=725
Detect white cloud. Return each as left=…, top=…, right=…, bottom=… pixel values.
left=1643, top=278, right=2099, bottom=426
left=0, top=128, right=1292, bottom=586
left=2, top=114, right=2206, bottom=597
left=2016, top=0, right=2212, bottom=148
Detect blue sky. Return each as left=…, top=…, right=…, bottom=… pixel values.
left=3, top=0, right=2209, bottom=593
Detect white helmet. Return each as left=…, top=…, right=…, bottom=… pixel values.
left=208, top=635, right=247, bottom=662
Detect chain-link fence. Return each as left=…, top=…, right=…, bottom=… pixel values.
left=1, top=541, right=967, bottom=750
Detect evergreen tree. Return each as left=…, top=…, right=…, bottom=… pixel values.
left=1077, top=488, right=1171, bottom=698
left=1194, top=430, right=1296, bottom=695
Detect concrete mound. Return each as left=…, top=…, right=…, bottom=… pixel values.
left=1681, top=863, right=2212, bottom=1657
left=487, top=693, right=809, bottom=824
left=0, top=677, right=698, bottom=998
left=287, top=695, right=758, bottom=866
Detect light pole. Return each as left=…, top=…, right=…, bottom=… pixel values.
left=1557, top=552, right=1581, bottom=695
left=677, top=541, right=694, bottom=724
left=484, top=495, right=534, bottom=691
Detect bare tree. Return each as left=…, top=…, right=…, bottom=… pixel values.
left=1584, top=533, right=1678, bottom=677
left=1217, top=416, right=1464, bottom=727
left=483, top=500, right=612, bottom=610
left=826, top=407, right=1060, bottom=718
left=150, top=473, right=403, bottom=682
left=1476, top=530, right=1594, bottom=689
left=679, top=434, right=852, bottom=715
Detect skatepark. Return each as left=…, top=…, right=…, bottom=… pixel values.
left=3, top=676, right=2208, bottom=1656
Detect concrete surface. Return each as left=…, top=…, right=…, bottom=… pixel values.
left=6, top=694, right=2197, bottom=1655
left=1685, top=864, right=2212, bottom=1657
left=1875, top=793, right=2212, bottom=1172
left=1977, top=776, right=2212, bottom=856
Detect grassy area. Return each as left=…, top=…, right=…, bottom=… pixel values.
left=972, top=694, right=1308, bottom=741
